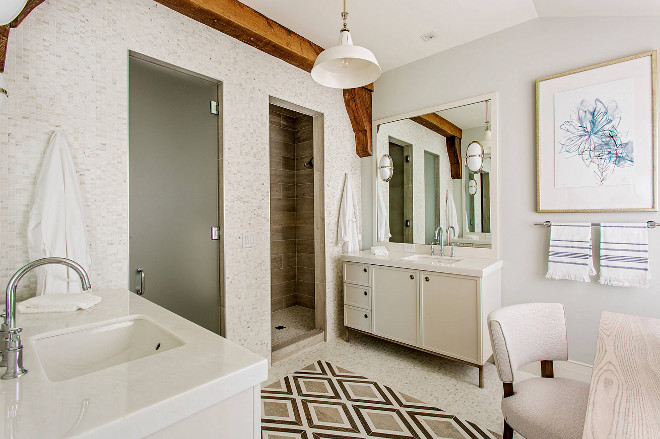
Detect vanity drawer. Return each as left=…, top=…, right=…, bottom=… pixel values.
left=344, top=263, right=370, bottom=286
left=345, top=306, right=372, bottom=333
left=344, top=284, right=371, bottom=310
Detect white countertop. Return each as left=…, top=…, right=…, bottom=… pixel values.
left=0, top=289, right=268, bottom=439
left=342, top=251, right=502, bottom=277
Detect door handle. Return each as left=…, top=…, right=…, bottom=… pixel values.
left=136, top=268, right=145, bottom=296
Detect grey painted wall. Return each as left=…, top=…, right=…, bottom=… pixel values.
left=368, top=17, right=660, bottom=365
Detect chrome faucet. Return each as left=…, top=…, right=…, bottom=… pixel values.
left=447, top=226, right=456, bottom=257
left=1, top=257, right=91, bottom=379
left=434, top=226, right=444, bottom=256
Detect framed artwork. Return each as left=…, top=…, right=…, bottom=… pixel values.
left=537, top=51, right=657, bottom=212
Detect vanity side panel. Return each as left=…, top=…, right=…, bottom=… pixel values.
left=481, top=268, right=501, bottom=364
left=144, top=385, right=257, bottom=438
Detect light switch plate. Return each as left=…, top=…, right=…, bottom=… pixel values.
left=404, top=244, right=415, bottom=253
left=243, top=232, right=256, bottom=248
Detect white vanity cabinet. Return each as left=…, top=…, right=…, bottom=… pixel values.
left=342, top=253, right=502, bottom=388
left=372, top=266, right=418, bottom=346
left=420, top=272, right=478, bottom=363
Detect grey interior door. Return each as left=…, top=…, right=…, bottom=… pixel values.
left=129, top=56, right=220, bottom=334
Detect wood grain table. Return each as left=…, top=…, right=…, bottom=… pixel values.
left=583, top=311, right=660, bottom=439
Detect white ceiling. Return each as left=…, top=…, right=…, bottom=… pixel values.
left=240, top=0, right=660, bottom=72
left=437, top=102, right=488, bottom=131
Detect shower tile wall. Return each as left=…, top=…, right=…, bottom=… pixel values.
left=270, top=106, right=315, bottom=312
left=294, top=115, right=315, bottom=310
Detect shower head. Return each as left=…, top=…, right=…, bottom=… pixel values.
left=303, top=156, right=314, bottom=169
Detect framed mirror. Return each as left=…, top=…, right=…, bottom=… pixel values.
left=371, top=93, right=499, bottom=259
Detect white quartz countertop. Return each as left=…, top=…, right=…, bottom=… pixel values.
left=0, top=289, right=268, bottom=439
left=342, top=251, right=502, bottom=277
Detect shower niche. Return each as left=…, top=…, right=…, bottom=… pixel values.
left=269, top=99, right=325, bottom=360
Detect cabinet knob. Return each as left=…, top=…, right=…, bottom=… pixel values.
left=410, top=274, right=415, bottom=280
left=364, top=291, right=368, bottom=296
left=364, top=314, right=368, bottom=318
left=363, top=268, right=367, bottom=273
left=425, top=277, right=430, bottom=282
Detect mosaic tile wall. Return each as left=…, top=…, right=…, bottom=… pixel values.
left=0, top=0, right=361, bottom=360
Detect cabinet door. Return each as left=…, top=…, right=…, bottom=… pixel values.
left=372, top=266, right=418, bottom=346
left=421, top=272, right=479, bottom=363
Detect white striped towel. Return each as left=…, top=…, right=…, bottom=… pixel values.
left=546, top=223, right=596, bottom=282
left=599, top=223, right=650, bottom=288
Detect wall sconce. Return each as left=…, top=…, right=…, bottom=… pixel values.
left=468, top=178, right=477, bottom=196
left=0, top=73, right=7, bottom=112
left=378, top=154, right=394, bottom=182
left=466, top=141, right=484, bottom=174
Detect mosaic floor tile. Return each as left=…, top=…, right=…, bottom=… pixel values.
left=262, top=361, right=499, bottom=439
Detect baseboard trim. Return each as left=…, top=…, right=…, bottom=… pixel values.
left=518, top=360, right=593, bottom=383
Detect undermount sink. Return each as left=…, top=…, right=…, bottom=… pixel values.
left=402, top=254, right=463, bottom=265
left=32, top=315, right=185, bottom=382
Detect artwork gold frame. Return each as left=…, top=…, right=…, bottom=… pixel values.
left=536, top=51, right=657, bottom=213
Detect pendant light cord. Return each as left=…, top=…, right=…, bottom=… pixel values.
left=341, top=0, right=349, bottom=31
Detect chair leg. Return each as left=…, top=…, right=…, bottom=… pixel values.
left=503, top=420, right=514, bottom=439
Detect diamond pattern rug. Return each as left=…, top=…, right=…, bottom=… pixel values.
left=262, top=360, right=502, bottom=439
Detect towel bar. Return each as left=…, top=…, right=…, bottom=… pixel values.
left=534, top=221, right=657, bottom=228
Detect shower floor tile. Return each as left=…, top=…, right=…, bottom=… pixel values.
left=271, top=306, right=315, bottom=347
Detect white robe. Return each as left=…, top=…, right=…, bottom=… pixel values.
left=27, top=131, right=91, bottom=294
left=446, top=189, right=460, bottom=236
left=337, top=173, right=361, bottom=253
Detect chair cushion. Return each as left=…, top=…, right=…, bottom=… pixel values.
left=502, top=377, right=589, bottom=439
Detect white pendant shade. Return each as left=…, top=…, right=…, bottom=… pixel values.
left=0, top=0, right=27, bottom=25
left=311, top=2, right=381, bottom=89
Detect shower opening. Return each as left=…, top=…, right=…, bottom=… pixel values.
left=269, top=99, right=325, bottom=360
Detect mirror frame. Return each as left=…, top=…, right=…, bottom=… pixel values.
left=371, top=92, right=500, bottom=259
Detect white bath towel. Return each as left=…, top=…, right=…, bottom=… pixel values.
left=446, top=190, right=460, bottom=236
left=337, top=173, right=361, bottom=253
left=546, top=223, right=595, bottom=282
left=27, top=131, right=91, bottom=295
left=17, top=293, right=101, bottom=314
left=599, top=223, right=650, bottom=288
left=377, top=189, right=391, bottom=242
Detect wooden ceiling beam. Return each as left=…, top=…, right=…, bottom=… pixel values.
left=154, top=0, right=323, bottom=72
left=411, top=113, right=463, bottom=179
left=343, top=86, right=373, bottom=158
left=410, top=113, right=462, bottom=139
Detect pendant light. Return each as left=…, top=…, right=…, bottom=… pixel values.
left=481, top=99, right=492, bottom=153
left=311, top=0, right=381, bottom=89
left=0, top=0, right=28, bottom=25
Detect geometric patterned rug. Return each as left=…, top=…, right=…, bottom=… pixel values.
left=262, top=360, right=502, bottom=439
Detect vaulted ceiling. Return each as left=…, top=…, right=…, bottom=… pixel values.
left=241, top=0, right=660, bottom=72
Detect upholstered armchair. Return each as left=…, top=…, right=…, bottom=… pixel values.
left=487, top=303, right=590, bottom=439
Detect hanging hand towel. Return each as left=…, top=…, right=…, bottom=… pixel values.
left=27, top=131, right=91, bottom=295
left=17, top=293, right=101, bottom=314
left=599, top=223, right=650, bottom=288
left=446, top=189, right=460, bottom=236
left=377, top=189, right=391, bottom=242
left=337, top=173, right=361, bottom=253
left=546, top=223, right=595, bottom=282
